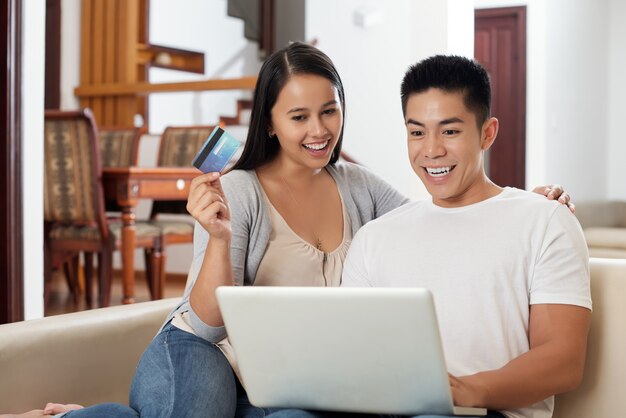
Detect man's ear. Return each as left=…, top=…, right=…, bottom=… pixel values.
left=481, top=117, right=499, bottom=151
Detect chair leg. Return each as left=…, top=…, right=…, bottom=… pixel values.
left=146, top=247, right=166, bottom=300
left=63, top=254, right=80, bottom=305
left=97, top=245, right=114, bottom=308
left=43, top=244, right=53, bottom=312
left=84, top=252, right=94, bottom=307
left=144, top=248, right=154, bottom=298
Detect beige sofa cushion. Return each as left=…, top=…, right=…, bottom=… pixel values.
left=553, top=258, right=626, bottom=418
left=0, top=298, right=177, bottom=412
left=584, top=227, right=626, bottom=249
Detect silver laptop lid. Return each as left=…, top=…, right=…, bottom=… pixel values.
left=216, top=286, right=486, bottom=416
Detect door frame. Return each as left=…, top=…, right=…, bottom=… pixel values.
left=1, top=0, right=24, bottom=323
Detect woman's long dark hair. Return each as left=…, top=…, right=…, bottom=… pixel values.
left=230, top=42, right=346, bottom=171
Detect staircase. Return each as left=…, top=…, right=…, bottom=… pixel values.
left=227, top=0, right=274, bottom=58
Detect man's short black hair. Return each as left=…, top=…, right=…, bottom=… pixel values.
left=401, top=55, right=491, bottom=127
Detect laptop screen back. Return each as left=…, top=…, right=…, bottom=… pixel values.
left=216, top=286, right=484, bottom=416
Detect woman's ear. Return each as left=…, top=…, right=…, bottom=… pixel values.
left=481, top=117, right=499, bottom=151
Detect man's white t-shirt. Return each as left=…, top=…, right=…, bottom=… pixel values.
left=342, top=187, right=591, bottom=418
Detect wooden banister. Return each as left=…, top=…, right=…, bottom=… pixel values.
left=75, top=76, right=258, bottom=98
left=79, top=0, right=257, bottom=128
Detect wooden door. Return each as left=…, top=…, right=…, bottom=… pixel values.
left=475, top=7, right=526, bottom=189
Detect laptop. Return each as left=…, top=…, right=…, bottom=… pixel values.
left=216, top=286, right=487, bottom=416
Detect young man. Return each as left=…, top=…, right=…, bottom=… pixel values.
left=341, top=55, right=591, bottom=418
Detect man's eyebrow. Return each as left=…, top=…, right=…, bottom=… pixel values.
left=287, top=100, right=338, bottom=114
left=439, top=117, right=464, bottom=125
left=406, top=118, right=425, bottom=126
left=406, top=117, right=465, bottom=126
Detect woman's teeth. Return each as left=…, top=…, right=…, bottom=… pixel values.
left=303, top=141, right=329, bottom=151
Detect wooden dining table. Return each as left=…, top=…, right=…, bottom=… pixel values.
left=102, top=166, right=200, bottom=303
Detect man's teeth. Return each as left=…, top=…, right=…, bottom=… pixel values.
left=303, top=141, right=328, bottom=151
left=426, top=166, right=452, bottom=177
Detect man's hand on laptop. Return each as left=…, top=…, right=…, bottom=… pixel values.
left=448, top=373, right=488, bottom=408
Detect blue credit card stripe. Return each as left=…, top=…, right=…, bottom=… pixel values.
left=192, top=127, right=224, bottom=169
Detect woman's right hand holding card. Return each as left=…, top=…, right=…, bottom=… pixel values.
left=187, top=172, right=231, bottom=242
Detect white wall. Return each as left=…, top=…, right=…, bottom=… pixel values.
left=23, top=0, right=46, bottom=319
left=607, top=0, right=626, bottom=200
left=148, top=0, right=261, bottom=133
left=545, top=0, right=609, bottom=200
left=60, top=0, right=80, bottom=110
left=306, top=0, right=474, bottom=201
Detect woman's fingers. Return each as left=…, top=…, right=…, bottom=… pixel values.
left=43, top=403, right=84, bottom=414
left=547, top=184, right=564, bottom=200
left=187, top=172, right=228, bottom=214
left=194, top=200, right=231, bottom=230
left=188, top=187, right=226, bottom=216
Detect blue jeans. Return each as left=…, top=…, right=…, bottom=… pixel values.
left=62, top=322, right=278, bottom=418
left=264, top=411, right=506, bottom=418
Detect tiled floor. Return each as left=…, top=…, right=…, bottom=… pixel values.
left=45, top=268, right=187, bottom=317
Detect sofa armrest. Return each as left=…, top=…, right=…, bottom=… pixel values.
left=0, top=298, right=178, bottom=413
left=553, top=258, right=626, bottom=418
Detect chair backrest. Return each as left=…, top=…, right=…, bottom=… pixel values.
left=553, top=257, right=626, bottom=418
left=152, top=125, right=215, bottom=216
left=99, top=126, right=142, bottom=168
left=43, top=109, right=107, bottom=231
left=99, top=126, right=142, bottom=213
left=157, top=125, right=216, bottom=167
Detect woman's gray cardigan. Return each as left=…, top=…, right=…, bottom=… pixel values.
left=164, top=162, right=409, bottom=342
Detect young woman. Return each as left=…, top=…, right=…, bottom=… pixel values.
left=37, top=42, right=570, bottom=418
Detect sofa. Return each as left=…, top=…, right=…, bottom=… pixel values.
left=575, top=200, right=626, bottom=258
left=1, top=258, right=624, bottom=417
left=0, top=298, right=179, bottom=413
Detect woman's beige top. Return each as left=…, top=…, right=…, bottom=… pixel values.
left=172, top=189, right=353, bottom=382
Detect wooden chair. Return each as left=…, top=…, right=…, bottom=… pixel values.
left=43, top=109, right=164, bottom=307
left=99, top=126, right=142, bottom=168
left=98, top=126, right=142, bottom=215
left=143, top=125, right=216, bottom=299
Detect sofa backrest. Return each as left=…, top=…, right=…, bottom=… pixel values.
left=0, top=298, right=178, bottom=412
left=553, top=257, right=626, bottom=418
left=575, top=201, right=626, bottom=229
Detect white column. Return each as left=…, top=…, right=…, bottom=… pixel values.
left=22, top=0, right=46, bottom=319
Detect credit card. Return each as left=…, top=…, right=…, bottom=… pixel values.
left=192, top=126, right=243, bottom=173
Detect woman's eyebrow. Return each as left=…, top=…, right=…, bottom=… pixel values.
left=287, top=100, right=338, bottom=114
